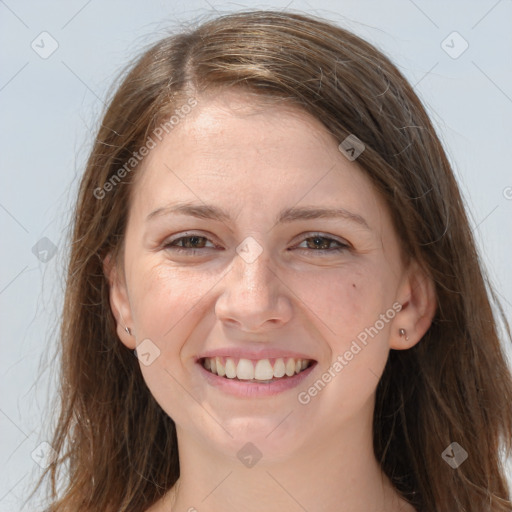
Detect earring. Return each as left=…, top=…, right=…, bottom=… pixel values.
left=398, top=328, right=409, bottom=341
left=119, top=311, right=132, bottom=336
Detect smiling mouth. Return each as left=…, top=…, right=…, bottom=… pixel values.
left=200, top=356, right=315, bottom=383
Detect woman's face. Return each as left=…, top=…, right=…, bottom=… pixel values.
left=110, top=90, right=422, bottom=462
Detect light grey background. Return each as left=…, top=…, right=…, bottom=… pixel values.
left=1, top=0, right=511, bottom=510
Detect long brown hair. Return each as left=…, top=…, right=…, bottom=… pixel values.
left=34, top=10, right=512, bottom=512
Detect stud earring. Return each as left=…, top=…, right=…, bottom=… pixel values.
left=398, top=328, right=409, bottom=341
left=119, top=311, right=132, bottom=336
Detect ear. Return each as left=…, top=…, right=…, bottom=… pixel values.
left=390, top=259, right=436, bottom=350
left=103, top=251, right=136, bottom=349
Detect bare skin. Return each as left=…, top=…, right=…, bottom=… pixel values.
left=106, top=90, right=435, bottom=512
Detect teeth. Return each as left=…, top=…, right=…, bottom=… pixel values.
left=273, top=358, right=286, bottom=378
left=216, top=357, right=225, bottom=377
left=203, top=356, right=312, bottom=381
left=285, top=358, right=296, bottom=377
left=225, top=358, right=237, bottom=379
left=237, top=358, right=254, bottom=380
left=254, top=359, right=274, bottom=380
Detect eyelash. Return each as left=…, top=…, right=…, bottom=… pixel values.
left=163, top=232, right=350, bottom=255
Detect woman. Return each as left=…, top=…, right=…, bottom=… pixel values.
left=35, top=10, right=512, bottom=512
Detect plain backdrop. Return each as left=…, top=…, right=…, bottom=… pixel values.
left=1, top=0, right=511, bottom=510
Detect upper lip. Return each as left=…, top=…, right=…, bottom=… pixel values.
left=196, top=347, right=316, bottom=362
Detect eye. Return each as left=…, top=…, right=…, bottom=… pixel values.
left=163, top=232, right=350, bottom=257
left=163, top=234, right=217, bottom=254
left=294, top=233, right=350, bottom=254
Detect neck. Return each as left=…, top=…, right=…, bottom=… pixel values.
left=163, top=399, right=409, bottom=512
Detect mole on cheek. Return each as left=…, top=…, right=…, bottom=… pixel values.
left=352, top=283, right=356, bottom=288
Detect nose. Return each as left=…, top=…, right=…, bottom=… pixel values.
left=214, top=243, right=293, bottom=333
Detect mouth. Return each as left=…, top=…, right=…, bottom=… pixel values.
left=200, top=356, right=314, bottom=382
left=197, top=355, right=317, bottom=396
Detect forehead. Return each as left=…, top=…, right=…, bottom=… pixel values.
left=130, top=90, right=387, bottom=230
left=151, top=91, right=335, bottom=165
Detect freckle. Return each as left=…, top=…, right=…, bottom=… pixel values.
left=352, top=283, right=356, bottom=288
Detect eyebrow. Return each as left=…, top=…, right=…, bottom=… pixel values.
left=146, top=201, right=370, bottom=230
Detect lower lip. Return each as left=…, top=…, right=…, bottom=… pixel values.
left=197, top=361, right=317, bottom=397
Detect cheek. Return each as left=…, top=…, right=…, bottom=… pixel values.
left=128, top=262, right=216, bottom=422
left=130, top=261, right=213, bottom=340
left=294, top=263, right=389, bottom=341
left=295, top=270, right=393, bottom=423
left=304, top=264, right=393, bottom=381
